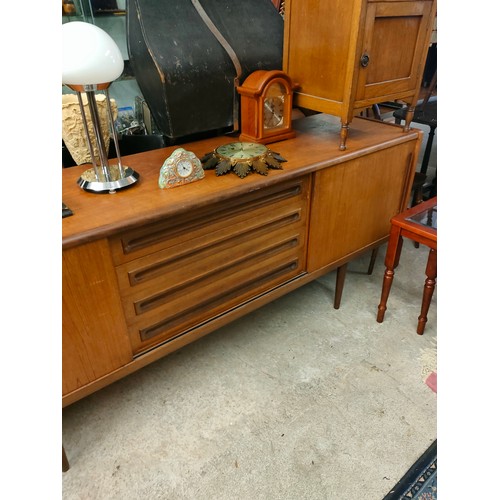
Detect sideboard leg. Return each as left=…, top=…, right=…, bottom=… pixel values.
left=334, top=263, right=348, bottom=309
left=63, top=445, right=70, bottom=472
left=367, top=247, right=379, bottom=275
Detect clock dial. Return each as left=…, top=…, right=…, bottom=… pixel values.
left=177, top=159, right=193, bottom=178
left=264, top=97, right=284, bottom=129
left=216, top=142, right=268, bottom=160
left=263, top=82, right=286, bottom=130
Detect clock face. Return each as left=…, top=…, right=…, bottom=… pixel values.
left=216, top=142, right=268, bottom=160
left=176, top=159, right=193, bottom=178
left=263, top=82, right=286, bottom=130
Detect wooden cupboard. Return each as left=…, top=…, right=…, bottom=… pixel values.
left=282, top=0, right=437, bottom=150
left=62, top=114, right=421, bottom=407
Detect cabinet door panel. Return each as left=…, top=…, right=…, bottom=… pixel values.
left=283, top=0, right=357, bottom=108
left=307, top=141, right=416, bottom=272
left=63, top=240, right=133, bottom=396
left=356, top=1, right=434, bottom=102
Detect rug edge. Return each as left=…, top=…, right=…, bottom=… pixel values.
left=382, top=439, right=437, bottom=499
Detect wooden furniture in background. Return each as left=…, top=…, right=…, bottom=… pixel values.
left=282, top=0, right=437, bottom=150
left=394, top=97, right=437, bottom=198
left=63, top=114, right=422, bottom=408
left=376, top=197, right=437, bottom=334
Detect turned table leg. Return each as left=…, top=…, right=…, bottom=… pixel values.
left=417, top=247, right=437, bottom=335
left=377, top=269, right=395, bottom=323
left=377, top=227, right=404, bottom=323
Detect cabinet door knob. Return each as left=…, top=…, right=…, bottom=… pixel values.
left=360, top=53, right=370, bottom=68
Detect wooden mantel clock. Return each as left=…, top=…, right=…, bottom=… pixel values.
left=237, top=69, right=296, bottom=145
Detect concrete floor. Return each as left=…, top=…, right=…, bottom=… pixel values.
left=62, top=240, right=437, bottom=500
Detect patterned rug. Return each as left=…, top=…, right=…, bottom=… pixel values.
left=383, top=440, right=437, bottom=499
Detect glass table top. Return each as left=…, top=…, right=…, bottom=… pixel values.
left=406, top=205, right=437, bottom=230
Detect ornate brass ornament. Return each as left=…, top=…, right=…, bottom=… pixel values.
left=201, top=142, right=287, bottom=179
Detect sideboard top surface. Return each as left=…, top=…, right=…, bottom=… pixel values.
left=62, top=114, right=420, bottom=249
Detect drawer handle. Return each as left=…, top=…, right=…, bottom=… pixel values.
left=360, top=53, right=370, bottom=68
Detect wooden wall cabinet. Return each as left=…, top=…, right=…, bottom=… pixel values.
left=62, top=115, right=421, bottom=407
left=282, top=0, right=437, bottom=150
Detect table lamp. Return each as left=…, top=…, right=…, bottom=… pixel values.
left=62, top=21, right=139, bottom=193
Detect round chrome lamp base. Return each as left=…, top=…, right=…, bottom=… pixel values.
left=77, top=165, right=140, bottom=193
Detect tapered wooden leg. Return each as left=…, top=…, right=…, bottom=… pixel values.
left=403, top=107, right=415, bottom=132
left=339, top=122, right=349, bottom=150
left=367, top=247, right=379, bottom=275
left=417, top=248, right=437, bottom=335
left=334, top=263, right=348, bottom=309
left=335, top=248, right=378, bottom=309
left=63, top=445, right=70, bottom=472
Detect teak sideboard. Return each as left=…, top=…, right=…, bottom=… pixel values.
left=62, top=114, right=422, bottom=407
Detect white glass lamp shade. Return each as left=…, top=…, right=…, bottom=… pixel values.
left=62, top=21, right=124, bottom=86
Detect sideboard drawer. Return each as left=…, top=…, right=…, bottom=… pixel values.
left=110, top=176, right=311, bottom=355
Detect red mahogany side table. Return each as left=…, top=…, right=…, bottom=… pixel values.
left=376, top=197, right=437, bottom=334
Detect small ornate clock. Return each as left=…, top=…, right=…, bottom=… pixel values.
left=237, top=69, right=296, bottom=145
left=158, top=147, right=205, bottom=188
